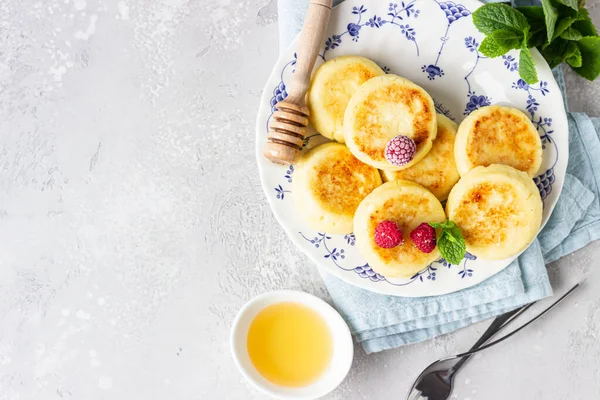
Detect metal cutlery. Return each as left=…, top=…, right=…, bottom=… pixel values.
left=406, top=282, right=581, bottom=400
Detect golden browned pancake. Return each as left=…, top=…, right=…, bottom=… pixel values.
left=381, top=114, right=460, bottom=201
left=446, top=164, right=543, bottom=260
left=455, top=105, right=542, bottom=177
left=344, top=74, right=437, bottom=171
left=354, top=180, right=446, bottom=278
left=293, top=142, right=382, bottom=234
left=307, top=56, right=385, bottom=143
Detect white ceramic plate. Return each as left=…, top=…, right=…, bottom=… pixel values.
left=256, top=0, right=568, bottom=296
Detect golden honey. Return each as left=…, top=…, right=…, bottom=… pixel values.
left=246, top=302, right=333, bottom=387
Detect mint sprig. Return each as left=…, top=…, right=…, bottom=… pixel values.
left=479, top=36, right=512, bottom=57
left=573, top=36, right=600, bottom=80
left=519, top=39, right=539, bottom=83
left=560, top=27, right=583, bottom=41
left=472, top=3, right=529, bottom=35
left=573, top=9, right=598, bottom=37
left=556, top=0, right=578, bottom=11
left=428, top=220, right=467, bottom=265
left=472, top=1, right=600, bottom=83
left=541, top=0, right=558, bottom=42
left=566, top=42, right=583, bottom=67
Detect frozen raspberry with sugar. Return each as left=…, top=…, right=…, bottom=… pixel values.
left=410, top=223, right=436, bottom=253
left=374, top=220, right=403, bottom=248
left=385, top=135, right=416, bottom=166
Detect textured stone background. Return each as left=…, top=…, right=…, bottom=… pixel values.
left=0, top=0, right=598, bottom=399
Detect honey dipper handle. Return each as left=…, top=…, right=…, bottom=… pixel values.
left=285, top=0, right=333, bottom=104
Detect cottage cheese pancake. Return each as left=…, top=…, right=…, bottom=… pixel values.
left=293, top=143, right=382, bottom=234
left=307, top=56, right=384, bottom=143
left=446, top=164, right=543, bottom=260
left=344, top=74, right=437, bottom=170
left=455, top=105, right=542, bottom=177
left=381, top=114, right=460, bottom=201
left=354, top=180, right=446, bottom=278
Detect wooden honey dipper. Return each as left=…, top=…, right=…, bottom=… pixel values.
left=263, top=0, right=333, bottom=165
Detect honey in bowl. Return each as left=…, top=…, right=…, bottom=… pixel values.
left=246, top=302, right=333, bottom=387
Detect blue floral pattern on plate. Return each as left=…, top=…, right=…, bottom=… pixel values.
left=257, top=0, right=569, bottom=296
left=421, top=0, right=471, bottom=80
left=509, top=78, right=557, bottom=201
left=300, top=231, right=477, bottom=284
left=463, top=36, right=491, bottom=115
left=322, top=2, right=421, bottom=58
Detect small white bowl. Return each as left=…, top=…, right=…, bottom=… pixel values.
left=230, top=290, right=354, bottom=399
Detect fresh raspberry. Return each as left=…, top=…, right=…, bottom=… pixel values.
left=385, top=135, right=416, bottom=167
left=410, top=223, right=437, bottom=253
left=374, top=220, right=403, bottom=248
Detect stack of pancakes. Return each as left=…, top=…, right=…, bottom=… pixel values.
left=293, top=56, right=543, bottom=278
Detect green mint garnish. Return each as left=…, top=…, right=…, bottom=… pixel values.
left=479, top=36, right=512, bottom=57
left=572, top=36, right=600, bottom=81
left=428, top=220, right=467, bottom=265
left=573, top=9, right=598, bottom=37
left=491, top=29, right=525, bottom=50
left=472, top=4, right=529, bottom=35
left=519, top=39, right=539, bottom=84
left=566, top=42, right=583, bottom=67
left=472, top=1, right=600, bottom=83
left=541, top=0, right=558, bottom=43
left=555, top=0, right=578, bottom=12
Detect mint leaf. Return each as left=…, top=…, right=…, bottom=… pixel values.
left=541, top=0, right=558, bottom=43
left=560, top=26, right=583, bottom=40
left=446, top=225, right=464, bottom=245
left=438, top=234, right=465, bottom=265
left=555, top=0, right=578, bottom=11
left=491, top=29, right=524, bottom=50
left=573, top=36, right=600, bottom=81
left=428, top=221, right=455, bottom=230
left=429, top=221, right=466, bottom=265
left=544, top=37, right=585, bottom=69
left=541, top=38, right=571, bottom=68
left=517, top=6, right=546, bottom=36
left=529, top=30, right=548, bottom=48
left=472, top=4, right=530, bottom=35
left=516, top=6, right=545, bottom=21
left=492, top=29, right=524, bottom=41
left=439, top=232, right=466, bottom=265
left=573, top=9, right=599, bottom=37
left=566, top=42, right=583, bottom=67
left=561, top=4, right=581, bottom=19
left=565, top=40, right=581, bottom=56
left=479, top=36, right=511, bottom=57
left=519, top=42, right=538, bottom=84
left=553, top=16, right=578, bottom=40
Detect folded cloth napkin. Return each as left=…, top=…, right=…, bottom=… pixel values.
left=278, top=0, right=600, bottom=353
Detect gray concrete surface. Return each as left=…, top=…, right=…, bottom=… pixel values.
left=0, top=0, right=598, bottom=399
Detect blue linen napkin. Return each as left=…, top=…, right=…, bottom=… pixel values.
left=277, top=0, right=600, bottom=353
